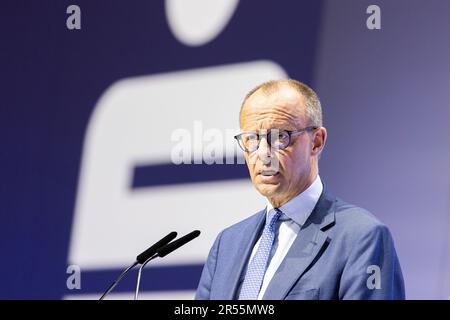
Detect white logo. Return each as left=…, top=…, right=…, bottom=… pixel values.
left=68, top=61, right=286, bottom=273
left=165, top=0, right=239, bottom=46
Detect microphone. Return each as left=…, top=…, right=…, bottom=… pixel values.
left=99, top=231, right=177, bottom=300
left=157, top=230, right=201, bottom=257
left=136, top=232, right=178, bottom=263
left=134, top=230, right=201, bottom=300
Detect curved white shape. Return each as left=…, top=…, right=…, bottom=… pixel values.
left=165, top=0, right=239, bottom=46
left=68, top=60, right=287, bottom=270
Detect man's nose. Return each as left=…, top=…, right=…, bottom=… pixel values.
left=257, top=138, right=272, bottom=164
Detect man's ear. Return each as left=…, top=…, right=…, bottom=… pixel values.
left=312, top=127, right=327, bottom=156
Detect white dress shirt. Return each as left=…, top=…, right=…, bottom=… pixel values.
left=246, top=175, right=323, bottom=299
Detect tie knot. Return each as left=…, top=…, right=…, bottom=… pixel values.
left=267, top=208, right=282, bottom=231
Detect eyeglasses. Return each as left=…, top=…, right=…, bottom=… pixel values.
left=234, top=126, right=318, bottom=153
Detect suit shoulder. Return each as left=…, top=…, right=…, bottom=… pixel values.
left=333, top=198, right=390, bottom=239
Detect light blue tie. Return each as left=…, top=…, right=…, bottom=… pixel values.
left=238, top=208, right=282, bottom=300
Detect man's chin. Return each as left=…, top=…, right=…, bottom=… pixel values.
left=255, top=183, right=282, bottom=198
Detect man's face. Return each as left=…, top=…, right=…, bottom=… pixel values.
left=240, top=85, right=321, bottom=207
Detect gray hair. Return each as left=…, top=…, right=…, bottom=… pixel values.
left=240, top=79, right=323, bottom=128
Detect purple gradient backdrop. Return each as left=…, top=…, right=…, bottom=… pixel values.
left=316, top=0, right=450, bottom=299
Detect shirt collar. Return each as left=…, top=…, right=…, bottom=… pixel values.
left=265, top=175, right=323, bottom=227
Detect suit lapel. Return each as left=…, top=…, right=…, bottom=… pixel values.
left=262, top=189, right=336, bottom=300
left=221, top=210, right=266, bottom=299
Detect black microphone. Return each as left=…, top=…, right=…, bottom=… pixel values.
left=136, top=231, right=178, bottom=263
left=157, top=230, right=201, bottom=257
left=99, top=231, right=177, bottom=300
left=134, top=230, right=201, bottom=300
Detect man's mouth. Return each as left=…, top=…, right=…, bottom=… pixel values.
left=259, top=169, right=279, bottom=176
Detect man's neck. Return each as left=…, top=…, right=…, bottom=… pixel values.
left=267, top=173, right=319, bottom=208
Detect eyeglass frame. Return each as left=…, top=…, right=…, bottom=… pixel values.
left=234, top=126, right=319, bottom=153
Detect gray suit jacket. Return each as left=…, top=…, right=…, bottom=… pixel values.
left=195, top=189, right=405, bottom=300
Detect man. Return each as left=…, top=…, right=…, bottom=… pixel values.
left=195, top=79, right=405, bottom=300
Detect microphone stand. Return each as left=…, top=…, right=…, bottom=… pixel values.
left=100, top=261, right=138, bottom=300
left=98, top=231, right=177, bottom=300
left=134, top=255, right=157, bottom=300
left=133, top=230, right=201, bottom=300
